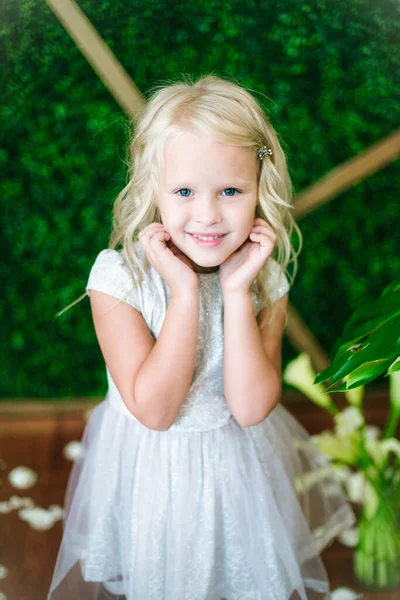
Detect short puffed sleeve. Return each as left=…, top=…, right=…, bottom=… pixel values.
left=85, top=249, right=143, bottom=313
left=252, top=257, right=290, bottom=315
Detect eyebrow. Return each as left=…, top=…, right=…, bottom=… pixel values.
left=166, top=180, right=253, bottom=187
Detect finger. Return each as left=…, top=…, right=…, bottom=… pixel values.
left=141, top=230, right=170, bottom=260
left=250, top=230, right=271, bottom=240
left=138, top=223, right=167, bottom=241
left=144, top=232, right=174, bottom=270
left=139, top=227, right=169, bottom=249
left=249, top=232, right=275, bottom=247
left=251, top=224, right=276, bottom=236
left=150, top=230, right=171, bottom=246
left=251, top=227, right=276, bottom=243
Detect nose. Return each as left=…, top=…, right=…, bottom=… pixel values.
left=193, top=196, right=222, bottom=225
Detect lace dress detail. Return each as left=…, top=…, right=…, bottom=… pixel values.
left=48, top=242, right=355, bottom=600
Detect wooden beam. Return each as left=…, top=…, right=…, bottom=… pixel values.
left=46, top=0, right=145, bottom=117
left=285, top=305, right=331, bottom=372
left=293, top=129, right=400, bottom=220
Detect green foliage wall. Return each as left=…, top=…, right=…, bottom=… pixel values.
left=1, top=0, right=399, bottom=399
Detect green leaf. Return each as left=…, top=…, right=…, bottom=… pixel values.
left=317, top=319, right=400, bottom=387
left=387, top=359, right=400, bottom=375
left=345, top=360, right=393, bottom=389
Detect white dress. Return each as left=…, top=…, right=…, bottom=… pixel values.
left=48, top=242, right=356, bottom=600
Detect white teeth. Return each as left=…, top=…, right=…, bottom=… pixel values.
left=193, top=235, right=222, bottom=241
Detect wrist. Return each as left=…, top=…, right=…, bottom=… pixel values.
left=171, top=282, right=199, bottom=301
left=221, top=289, right=252, bottom=304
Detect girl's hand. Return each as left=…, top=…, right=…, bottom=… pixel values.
left=219, top=218, right=276, bottom=295
left=138, top=223, right=199, bottom=295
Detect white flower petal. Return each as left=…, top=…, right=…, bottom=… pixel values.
left=331, top=465, right=353, bottom=482
left=295, top=466, right=334, bottom=493
left=388, top=369, right=400, bottom=410
left=63, top=441, right=84, bottom=461
left=48, top=504, right=64, bottom=520
left=364, top=478, right=380, bottom=519
left=337, top=527, right=359, bottom=547
left=20, top=497, right=35, bottom=508
left=9, top=495, right=27, bottom=509
left=0, top=564, right=8, bottom=579
left=283, top=353, right=336, bottom=410
left=0, top=502, right=12, bottom=514
left=8, top=466, right=38, bottom=489
left=312, top=431, right=359, bottom=463
left=344, top=384, right=364, bottom=407
left=364, top=425, right=381, bottom=441
left=1, top=496, right=35, bottom=511
left=331, top=587, right=363, bottom=600
left=345, top=472, right=366, bottom=503
left=334, top=407, right=364, bottom=437
left=18, top=507, right=57, bottom=530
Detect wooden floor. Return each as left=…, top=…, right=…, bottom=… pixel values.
left=0, top=391, right=398, bottom=599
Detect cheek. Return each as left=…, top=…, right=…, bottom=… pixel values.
left=163, top=215, right=186, bottom=234
left=237, top=207, right=256, bottom=231
left=158, top=206, right=177, bottom=228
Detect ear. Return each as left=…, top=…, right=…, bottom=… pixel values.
left=256, top=293, right=289, bottom=379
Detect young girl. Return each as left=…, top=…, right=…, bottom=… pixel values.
left=49, top=74, right=355, bottom=600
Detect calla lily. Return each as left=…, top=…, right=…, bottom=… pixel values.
left=331, top=587, right=363, bottom=599
left=294, top=466, right=334, bottom=493
left=310, top=431, right=362, bottom=464
left=362, top=477, right=380, bottom=519
left=337, top=527, right=360, bottom=547
left=334, top=406, right=364, bottom=437
left=364, top=425, right=381, bottom=441
left=344, top=471, right=366, bottom=503
left=344, top=381, right=364, bottom=407
left=387, top=357, right=400, bottom=378
left=283, top=353, right=338, bottom=415
left=330, top=464, right=353, bottom=482
left=365, top=438, right=400, bottom=470
left=384, top=369, right=400, bottom=438
left=292, top=437, right=319, bottom=453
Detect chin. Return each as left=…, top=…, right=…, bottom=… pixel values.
left=190, top=250, right=224, bottom=264
left=190, top=258, right=220, bottom=270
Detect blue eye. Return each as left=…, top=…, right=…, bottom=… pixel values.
left=177, top=188, right=192, bottom=197
left=176, top=188, right=240, bottom=197
left=222, top=188, right=240, bottom=197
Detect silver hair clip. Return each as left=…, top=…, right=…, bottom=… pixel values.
left=257, top=145, right=273, bottom=160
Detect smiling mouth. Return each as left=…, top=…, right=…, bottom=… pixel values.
left=188, top=233, right=227, bottom=240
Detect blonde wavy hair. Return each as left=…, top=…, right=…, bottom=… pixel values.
left=57, top=73, right=302, bottom=329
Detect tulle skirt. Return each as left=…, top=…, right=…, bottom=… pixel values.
left=48, top=399, right=356, bottom=600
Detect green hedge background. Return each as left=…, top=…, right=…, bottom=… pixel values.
left=1, top=0, right=399, bottom=400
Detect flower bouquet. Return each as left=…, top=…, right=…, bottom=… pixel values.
left=283, top=282, right=400, bottom=591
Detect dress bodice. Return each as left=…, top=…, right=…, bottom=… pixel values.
left=86, top=241, right=289, bottom=432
